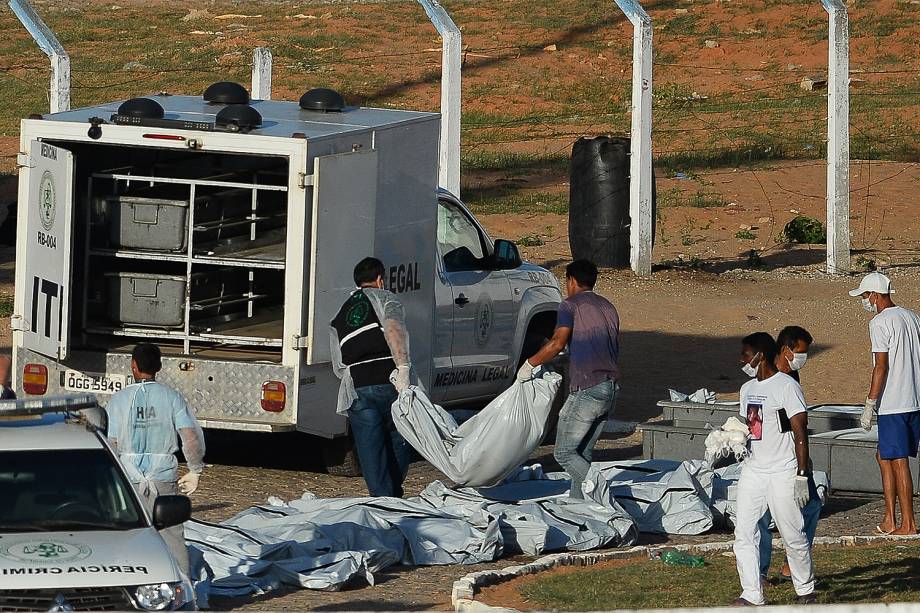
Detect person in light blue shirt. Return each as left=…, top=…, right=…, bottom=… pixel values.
left=106, top=343, right=205, bottom=576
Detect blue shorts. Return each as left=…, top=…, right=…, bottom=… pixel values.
left=878, top=412, right=920, bottom=460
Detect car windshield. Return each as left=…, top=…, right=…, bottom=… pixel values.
left=0, top=449, right=145, bottom=532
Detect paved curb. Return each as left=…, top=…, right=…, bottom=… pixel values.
left=451, top=534, right=920, bottom=612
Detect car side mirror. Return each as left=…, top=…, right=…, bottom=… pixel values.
left=152, top=495, right=191, bottom=530
left=492, top=239, right=522, bottom=270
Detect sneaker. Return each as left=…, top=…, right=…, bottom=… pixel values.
left=795, top=593, right=817, bottom=605
left=732, top=598, right=757, bottom=606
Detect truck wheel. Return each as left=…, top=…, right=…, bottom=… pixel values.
left=322, top=436, right=363, bottom=477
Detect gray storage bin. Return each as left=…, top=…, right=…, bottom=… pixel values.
left=106, top=272, right=187, bottom=328
left=106, top=187, right=253, bottom=251
left=108, top=196, right=190, bottom=251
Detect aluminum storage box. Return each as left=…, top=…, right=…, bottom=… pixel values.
left=106, top=187, right=253, bottom=251
left=107, top=195, right=189, bottom=251
left=106, top=272, right=186, bottom=327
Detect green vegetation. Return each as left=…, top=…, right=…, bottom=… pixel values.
left=519, top=542, right=920, bottom=610
left=466, top=191, right=568, bottom=215
left=660, top=188, right=726, bottom=209
left=461, top=151, right=570, bottom=174
left=0, top=295, right=12, bottom=318
left=516, top=234, right=546, bottom=247
left=783, top=216, right=826, bottom=244
left=735, top=229, right=757, bottom=240
left=855, top=255, right=878, bottom=272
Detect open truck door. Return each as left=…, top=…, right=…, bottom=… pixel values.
left=14, top=141, right=74, bottom=361
left=299, top=150, right=378, bottom=438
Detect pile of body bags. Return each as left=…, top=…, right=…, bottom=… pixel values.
left=185, top=373, right=828, bottom=601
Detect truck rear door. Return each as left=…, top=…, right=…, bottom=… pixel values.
left=15, top=141, right=74, bottom=360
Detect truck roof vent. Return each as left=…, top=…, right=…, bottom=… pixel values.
left=117, top=97, right=165, bottom=119
left=204, top=81, right=250, bottom=105
left=215, top=104, right=262, bottom=132
left=299, top=88, right=345, bottom=112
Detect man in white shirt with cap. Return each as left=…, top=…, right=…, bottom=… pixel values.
left=850, top=272, right=920, bottom=535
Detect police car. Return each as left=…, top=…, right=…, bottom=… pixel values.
left=0, top=395, right=195, bottom=611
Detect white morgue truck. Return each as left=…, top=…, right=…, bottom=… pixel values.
left=11, top=83, right=563, bottom=471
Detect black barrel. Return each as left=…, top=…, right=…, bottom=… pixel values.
left=568, top=136, right=655, bottom=268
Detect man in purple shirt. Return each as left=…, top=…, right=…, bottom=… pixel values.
left=518, top=259, right=620, bottom=499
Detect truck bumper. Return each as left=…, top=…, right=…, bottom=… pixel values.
left=14, top=347, right=297, bottom=428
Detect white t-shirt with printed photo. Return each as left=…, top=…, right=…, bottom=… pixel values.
left=739, top=372, right=807, bottom=473
left=870, top=306, right=920, bottom=415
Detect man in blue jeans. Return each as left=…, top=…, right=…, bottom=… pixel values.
left=330, top=257, right=413, bottom=497
left=518, top=259, right=620, bottom=500
left=758, top=326, right=820, bottom=584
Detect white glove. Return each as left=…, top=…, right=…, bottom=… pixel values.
left=517, top=360, right=535, bottom=382
left=861, top=398, right=877, bottom=431
left=793, top=475, right=810, bottom=508
left=394, top=365, right=410, bottom=392
left=177, top=472, right=200, bottom=496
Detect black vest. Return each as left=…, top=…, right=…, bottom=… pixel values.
left=331, top=290, right=396, bottom=388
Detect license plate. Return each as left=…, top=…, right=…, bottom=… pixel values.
left=63, top=370, right=128, bottom=394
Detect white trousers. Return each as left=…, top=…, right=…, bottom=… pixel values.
left=734, top=467, right=815, bottom=604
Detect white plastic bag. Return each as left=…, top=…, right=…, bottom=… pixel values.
left=391, top=370, right=562, bottom=486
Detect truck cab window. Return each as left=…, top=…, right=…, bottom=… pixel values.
left=438, top=200, right=487, bottom=272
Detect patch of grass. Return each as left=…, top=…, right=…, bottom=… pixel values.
left=460, top=151, right=570, bottom=174
left=659, top=188, right=726, bottom=209
left=657, top=142, right=797, bottom=174
left=516, top=234, right=545, bottom=247
left=689, top=191, right=726, bottom=208
left=735, top=229, right=757, bottom=240
left=466, top=191, right=568, bottom=215
left=855, top=255, right=877, bottom=272
left=664, top=13, right=704, bottom=36
left=519, top=542, right=920, bottom=610
left=0, top=295, right=12, bottom=318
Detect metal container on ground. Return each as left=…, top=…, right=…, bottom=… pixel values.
left=656, top=400, right=864, bottom=434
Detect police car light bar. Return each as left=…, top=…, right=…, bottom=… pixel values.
left=0, top=394, right=98, bottom=416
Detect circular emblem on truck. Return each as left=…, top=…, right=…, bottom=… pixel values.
left=475, top=299, right=493, bottom=346
left=39, top=170, right=56, bottom=231
left=0, top=540, right=91, bottom=564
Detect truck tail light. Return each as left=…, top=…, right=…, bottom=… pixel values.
left=261, top=381, right=286, bottom=412
left=22, top=364, right=48, bottom=396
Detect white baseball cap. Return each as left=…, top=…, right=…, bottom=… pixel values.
left=848, top=272, right=895, bottom=297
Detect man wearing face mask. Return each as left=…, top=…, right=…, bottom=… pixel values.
left=733, top=332, right=815, bottom=606
left=850, top=272, right=920, bottom=535
left=758, top=326, right=821, bottom=585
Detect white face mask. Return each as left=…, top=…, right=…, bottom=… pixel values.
left=788, top=352, right=808, bottom=371
left=862, top=297, right=877, bottom=313
left=741, top=353, right=761, bottom=378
